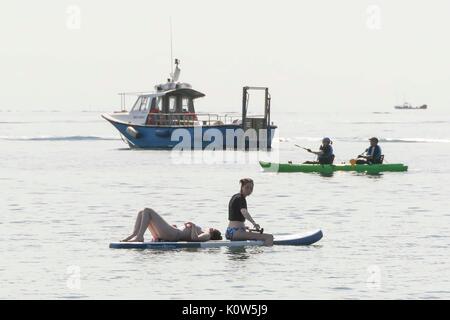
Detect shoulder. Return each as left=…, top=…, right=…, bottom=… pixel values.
left=230, top=193, right=242, bottom=204
left=230, top=193, right=241, bottom=201
left=232, top=193, right=247, bottom=206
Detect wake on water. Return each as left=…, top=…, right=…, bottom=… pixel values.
left=0, top=135, right=120, bottom=141
left=287, top=137, right=450, bottom=144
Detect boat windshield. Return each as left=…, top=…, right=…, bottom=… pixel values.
left=131, top=96, right=154, bottom=112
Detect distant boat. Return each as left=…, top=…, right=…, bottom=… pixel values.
left=394, top=102, right=428, bottom=110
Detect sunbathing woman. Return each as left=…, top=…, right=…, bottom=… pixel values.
left=121, top=208, right=222, bottom=242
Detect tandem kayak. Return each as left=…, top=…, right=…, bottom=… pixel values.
left=109, top=229, right=323, bottom=249
left=259, top=161, right=408, bottom=173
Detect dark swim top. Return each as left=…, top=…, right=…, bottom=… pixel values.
left=228, top=193, right=247, bottom=222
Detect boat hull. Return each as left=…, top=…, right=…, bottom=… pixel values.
left=259, top=161, right=408, bottom=173
left=102, top=114, right=276, bottom=149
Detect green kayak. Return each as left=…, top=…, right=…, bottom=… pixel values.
left=259, top=161, right=408, bottom=173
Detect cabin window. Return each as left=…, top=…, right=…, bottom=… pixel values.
left=132, top=96, right=151, bottom=112
left=156, top=97, right=163, bottom=111
left=182, top=97, right=190, bottom=112
left=150, top=97, right=161, bottom=112
left=168, top=96, right=177, bottom=113
left=139, top=96, right=150, bottom=111
left=150, top=97, right=156, bottom=109
left=131, top=97, right=141, bottom=111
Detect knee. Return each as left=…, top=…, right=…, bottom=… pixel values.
left=143, top=208, right=155, bottom=217
left=265, top=234, right=274, bottom=241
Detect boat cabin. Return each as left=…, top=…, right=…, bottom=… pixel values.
left=128, top=83, right=205, bottom=126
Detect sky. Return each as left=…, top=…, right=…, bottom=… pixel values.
left=1, top=0, right=450, bottom=112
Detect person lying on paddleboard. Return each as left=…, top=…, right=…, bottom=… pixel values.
left=121, top=208, right=222, bottom=242
left=303, top=137, right=335, bottom=165
left=226, top=178, right=274, bottom=246
left=355, top=137, right=383, bottom=164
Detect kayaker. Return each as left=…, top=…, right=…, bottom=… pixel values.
left=121, top=208, right=222, bottom=242
left=226, top=178, right=274, bottom=246
left=356, top=137, right=383, bottom=164
left=303, top=137, right=335, bottom=164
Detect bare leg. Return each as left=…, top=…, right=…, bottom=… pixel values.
left=121, top=210, right=143, bottom=242
left=130, top=208, right=180, bottom=242
left=232, top=230, right=274, bottom=246
left=130, top=210, right=152, bottom=242
left=146, top=208, right=180, bottom=241
left=147, top=223, right=160, bottom=240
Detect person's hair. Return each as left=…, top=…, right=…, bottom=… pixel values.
left=239, top=178, right=254, bottom=187
left=210, top=229, right=222, bottom=240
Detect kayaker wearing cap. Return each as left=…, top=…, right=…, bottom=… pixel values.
left=304, top=137, right=335, bottom=165
left=226, top=178, right=274, bottom=246
left=356, top=137, right=383, bottom=164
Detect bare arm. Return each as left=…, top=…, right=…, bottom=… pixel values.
left=241, top=208, right=260, bottom=229
left=310, top=150, right=324, bottom=156
left=187, top=223, right=199, bottom=240
left=186, top=223, right=211, bottom=242
left=196, top=232, right=211, bottom=242
left=360, top=149, right=372, bottom=159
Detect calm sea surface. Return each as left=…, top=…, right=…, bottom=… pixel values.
left=1, top=108, right=449, bottom=299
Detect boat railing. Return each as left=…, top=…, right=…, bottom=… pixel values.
left=144, top=112, right=244, bottom=126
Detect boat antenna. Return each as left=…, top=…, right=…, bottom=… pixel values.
left=170, top=17, right=174, bottom=79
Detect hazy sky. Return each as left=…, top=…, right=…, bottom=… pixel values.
left=1, top=0, right=450, bottom=112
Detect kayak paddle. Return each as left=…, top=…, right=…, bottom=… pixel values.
left=295, top=144, right=311, bottom=152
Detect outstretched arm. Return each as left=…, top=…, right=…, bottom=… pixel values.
left=310, top=150, right=324, bottom=156
left=358, top=149, right=369, bottom=158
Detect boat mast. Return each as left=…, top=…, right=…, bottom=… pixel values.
left=170, top=17, right=173, bottom=79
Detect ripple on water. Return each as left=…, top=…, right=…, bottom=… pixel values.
left=331, top=287, right=353, bottom=291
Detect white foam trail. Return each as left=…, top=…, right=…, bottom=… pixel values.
left=0, top=135, right=120, bottom=141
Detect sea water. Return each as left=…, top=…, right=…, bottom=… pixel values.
left=1, top=108, right=449, bottom=299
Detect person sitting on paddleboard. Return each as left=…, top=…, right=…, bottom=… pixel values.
left=226, top=178, right=274, bottom=246
left=121, top=208, right=222, bottom=242
left=355, top=137, right=383, bottom=164
left=303, top=137, right=335, bottom=164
